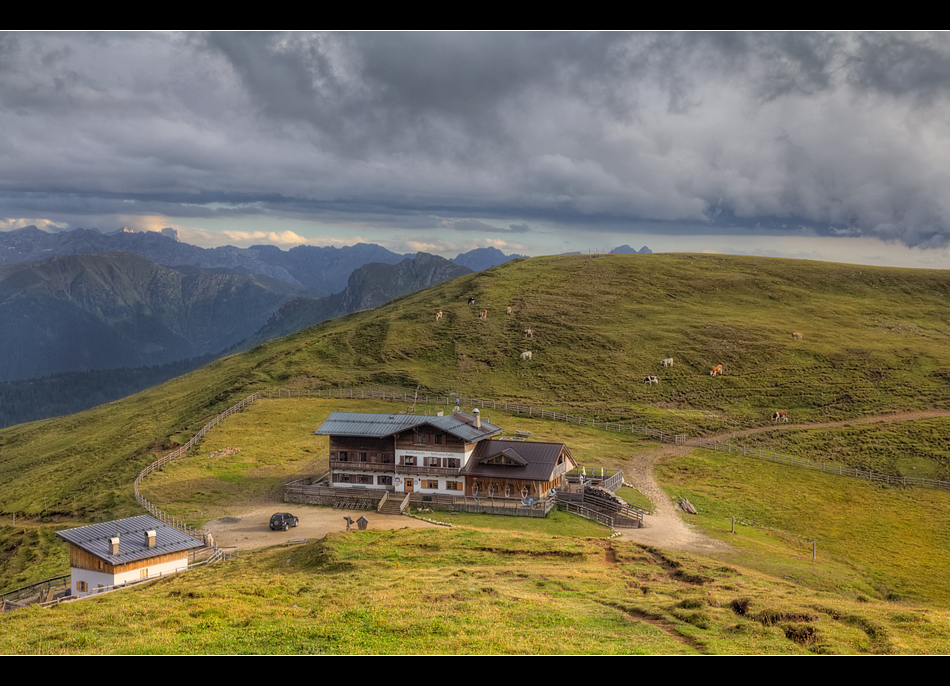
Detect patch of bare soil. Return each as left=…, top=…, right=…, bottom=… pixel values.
left=204, top=502, right=441, bottom=550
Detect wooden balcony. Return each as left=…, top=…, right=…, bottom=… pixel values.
left=396, top=464, right=463, bottom=477
left=330, top=459, right=396, bottom=471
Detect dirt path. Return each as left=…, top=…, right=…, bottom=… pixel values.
left=205, top=503, right=440, bottom=550
left=615, top=409, right=950, bottom=554
left=616, top=444, right=730, bottom=554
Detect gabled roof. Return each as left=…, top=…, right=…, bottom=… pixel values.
left=315, top=411, right=503, bottom=442
left=56, top=515, right=204, bottom=565
left=463, top=440, right=575, bottom=481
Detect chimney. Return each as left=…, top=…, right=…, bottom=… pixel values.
left=473, top=408, right=481, bottom=429
left=109, top=536, right=120, bottom=555
left=145, top=530, right=156, bottom=548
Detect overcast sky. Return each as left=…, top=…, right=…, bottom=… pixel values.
left=3, top=31, right=950, bottom=268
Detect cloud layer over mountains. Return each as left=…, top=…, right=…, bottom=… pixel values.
left=3, top=32, right=950, bottom=254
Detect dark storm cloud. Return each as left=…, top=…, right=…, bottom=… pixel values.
left=3, top=32, right=950, bottom=250
left=450, top=219, right=531, bottom=234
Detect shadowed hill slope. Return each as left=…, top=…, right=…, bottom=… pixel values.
left=0, top=252, right=310, bottom=381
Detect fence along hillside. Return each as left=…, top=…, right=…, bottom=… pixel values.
left=263, top=387, right=950, bottom=492
left=134, top=391, right=262, bottom=543
left=135, top=386, right=950, bottom=540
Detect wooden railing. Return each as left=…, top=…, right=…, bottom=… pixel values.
left=558, top=502, right=615, bottom=528
left=134, top=391, right=263, bottom=542
left=1, top=574, right=70, bottom=609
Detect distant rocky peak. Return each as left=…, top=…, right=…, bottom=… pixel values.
left=161, top=228, right=181, bottom=242
left=610, top=244, right=652, bottom=255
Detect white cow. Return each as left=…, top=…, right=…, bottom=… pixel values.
left=661, top=358, right=674, bottom=367
left=520, top=351, right=533, bottom=361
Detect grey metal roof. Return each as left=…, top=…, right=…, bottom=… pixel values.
left=56, top=515, right=204, bottom=565
left=463, top=440, right=576, bottom=481
left=315, top=411, right=502, bottom=442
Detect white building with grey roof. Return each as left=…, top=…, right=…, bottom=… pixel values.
left=56, top=515, right=205, bottom=597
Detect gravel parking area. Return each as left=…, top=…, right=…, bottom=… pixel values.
left=204, top=502, right=441, bottom=550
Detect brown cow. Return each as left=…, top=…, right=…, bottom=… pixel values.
left=710, top=364, right=724, bottom=377
left=479, top=309, right=488, bottom=320
left=435, top=310, right=443, bottom=321
left=791, top=332, right=803, bottom=340
left=772, top=410, right=789, bottom=422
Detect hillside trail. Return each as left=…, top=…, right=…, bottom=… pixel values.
left=616, top=408, right=950, bottom=554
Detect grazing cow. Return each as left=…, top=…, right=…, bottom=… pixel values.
left=468, top=297, right=476, bottom=306
left=435, top=310, right=443, bottom=321
left=772, top=410, right=789, bottom=423
left=643, top=375, right=659, bottom=385
left=506, top=306, right=513, bottom=315
left=661, top=358, right=674, bottom=367
left=479, top=309, right=488, bottom=320
left=524, top=328, right=533, bottom=338
left=791, top=332, right=803, bottom=340
left=520, top=351, right=533, bottom=361
left=710, top=364, right=724, bottom=377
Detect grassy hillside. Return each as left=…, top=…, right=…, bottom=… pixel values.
left=4, top=526, right=950, bottom=655
left=4, top=252, right=947, bottom=514
left=1, top=253, right=950, bottom=653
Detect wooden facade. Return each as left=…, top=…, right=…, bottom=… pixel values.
left=68, top=545, right=190, bottom=577
left=316, top=412, right=576, bottom=503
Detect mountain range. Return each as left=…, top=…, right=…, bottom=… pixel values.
left=0, top=226, right=529, bottom=294
left=0, top=226, right=645, bottom=426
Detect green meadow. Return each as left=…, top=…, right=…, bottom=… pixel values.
left=2, top=253, right=950, bottom=653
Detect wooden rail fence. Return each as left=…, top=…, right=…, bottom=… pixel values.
left=134, top=391, right=262, bottom=543
left=262, top=387, right=950, bottom=493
